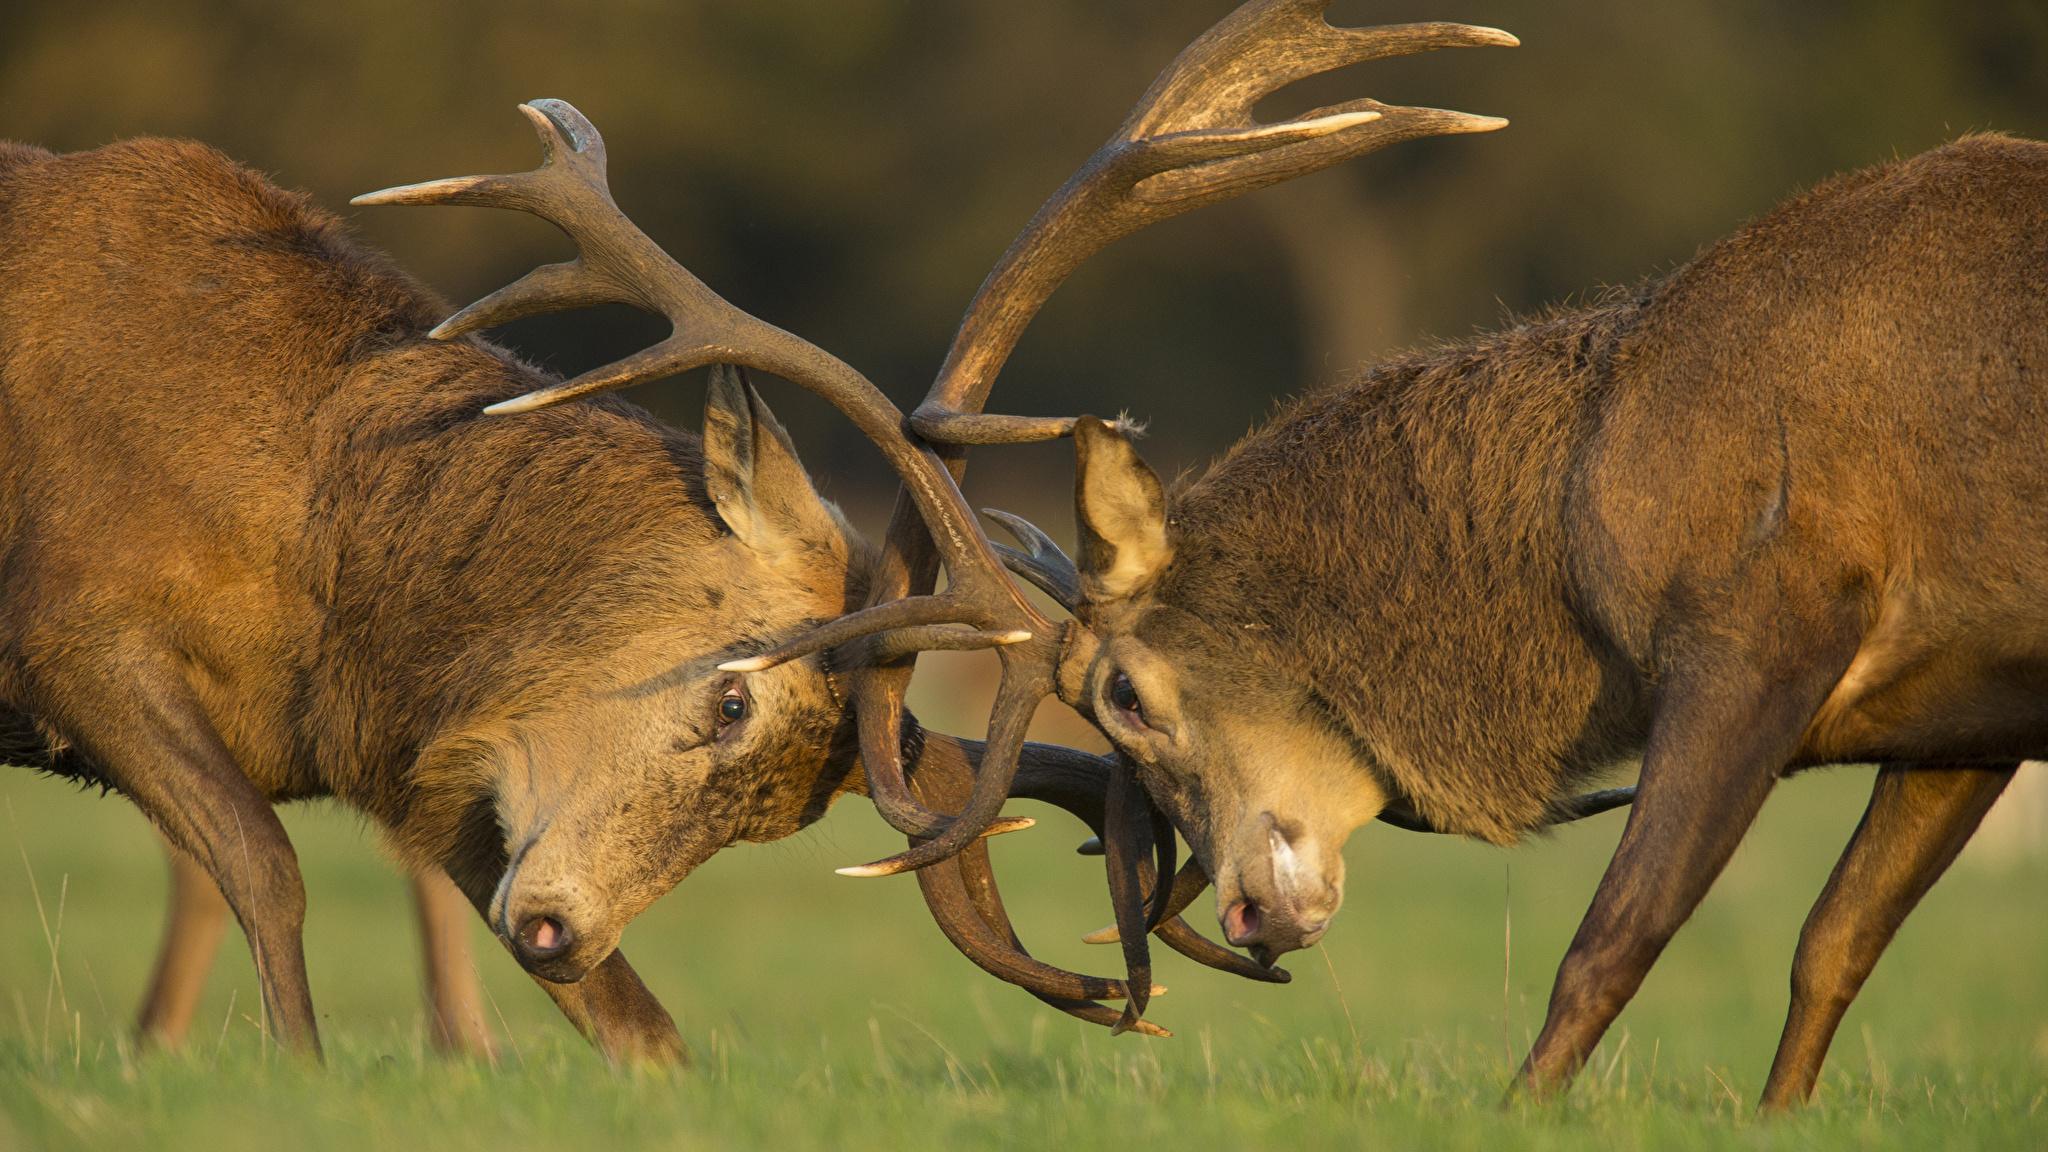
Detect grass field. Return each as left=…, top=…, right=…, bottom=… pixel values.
left=0, top=742, right=2040, bottom=1150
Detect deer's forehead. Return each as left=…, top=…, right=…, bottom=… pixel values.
left=1128, top=603, right=1288, bottom=686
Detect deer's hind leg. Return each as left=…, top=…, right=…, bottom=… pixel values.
left=1759, top=761, right=2015, bottom=1111
left=136, top=834, right=233, bottom=1048
left=411, top=865, right=495, bottom=1059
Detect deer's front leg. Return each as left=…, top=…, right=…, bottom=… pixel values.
left=50, top=652, right=322, bottom=1057
left=1515, top=629, right=1857, bottom=1097
left=529, top=949, right=687, bottom=1065
left=1759, top=762, right=2016, bottom=1110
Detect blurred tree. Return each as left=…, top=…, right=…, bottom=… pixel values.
left=2, top=0, right=2043, bottom=519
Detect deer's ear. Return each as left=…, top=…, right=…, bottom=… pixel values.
left=702, top=365, right=847, bottom=565
left=1073, top=416, right=1171, bottom=603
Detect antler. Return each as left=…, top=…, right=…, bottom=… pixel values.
left=357, top=0, right=1519, bottom=1038
left=354, top=99, right=1064, bottom=870
left=910, top=0, right=1516, bottom=442
left=730, top=0, right=1518, bottom=1033
left=738, top=0, right=1517, bottom=891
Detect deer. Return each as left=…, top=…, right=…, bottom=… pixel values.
left=1014, top=123, right=2048, bottom=1100
left=699, top=0, right=2047, bottom=1111
left=0, top=123, right=918, bottom=1059
left=5, top=5, right=1380, bottom=1050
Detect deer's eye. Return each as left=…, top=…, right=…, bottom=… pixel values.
left=718, top=690, right=746, bottom=725
left=1109, top=673, right=1142, bottom=719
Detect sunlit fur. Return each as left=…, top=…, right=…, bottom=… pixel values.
left=1069, top=134, right=2048, bottom=978
left=0, top=137, right=876, bottom=1044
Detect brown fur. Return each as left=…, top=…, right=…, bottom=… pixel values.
left=0, top=137, right=878, bottom=1059
left=1061, top=133, right=2048, bottom=1102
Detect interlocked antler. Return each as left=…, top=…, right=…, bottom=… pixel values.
left=738, top=0, right=1518, bottom=887
left=354, top=98, right=1062, bottom=862
left=355, top=99, right=1171, bottom=1028
left=725, top=0, right=1518, bottom=1035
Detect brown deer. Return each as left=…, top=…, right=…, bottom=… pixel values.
left=0, top=126, right=899, bottom=1059
left=1, top=52, right=1305, bottom=1051
left=715, top=0, right=2045, bottom=1110
left=968, top=136, right=2046, bottom=1105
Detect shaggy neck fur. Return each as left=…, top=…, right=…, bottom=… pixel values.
left=1158, top=293, right=1658, bottom=843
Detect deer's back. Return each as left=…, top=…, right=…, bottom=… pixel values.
left=0, top=138, right=457, bottom=792
left=1579, top=133, right=2048, bottom=650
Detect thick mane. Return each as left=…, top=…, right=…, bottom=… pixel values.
left=1160, top=295, right=1655, bottom=841
left=0, top=137, right=876, bottom=807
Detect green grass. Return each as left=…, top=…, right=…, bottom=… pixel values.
left=0, top=760, right=2040, bottom=1150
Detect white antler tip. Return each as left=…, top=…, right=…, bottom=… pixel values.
left=996, top=630, right=1034, bottom=645
left=1081, top=924, right=1122, bottom=945
left=483, top=392, right=550, bottom=415
left=717, top=656, right=776, bottom=673
left=834, top=863, right=897, bottom=878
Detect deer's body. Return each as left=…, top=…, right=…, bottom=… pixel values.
left=0, top=136, right=875, bottom=1058
left=1167, top=133, right=2048, bottom=839
left=1056, top=133, right=2045, bottom=1105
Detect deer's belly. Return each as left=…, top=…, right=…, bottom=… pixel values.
left=1800, top=615, right=2048, bottom=765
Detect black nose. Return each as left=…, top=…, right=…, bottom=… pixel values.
left=517, top=913, right=573, bottom=961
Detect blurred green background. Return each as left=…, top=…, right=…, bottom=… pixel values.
left=2, top=1, right=2047, bottom=1145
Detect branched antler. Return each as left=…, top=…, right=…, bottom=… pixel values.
left=357, top=0, right=1524, bottom=1040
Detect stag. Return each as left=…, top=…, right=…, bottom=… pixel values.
left=720, top=0, right=2046, bottom=1110
left=3, top=32, right=1328, bottom=1048
left=0, top=126, right=902, bottom=1058
left=976, top=138, right=2048, bottom=1107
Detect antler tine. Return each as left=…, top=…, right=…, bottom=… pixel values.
left=837, top=649, right=1053, bottom=875
left=355, top=101, right=803, bottom=396
left=911, top=0, right=1518, bottom=435
left=982, top=508, right=1082, bottom=613
left=906, top=734, right=1170, bottom=1034
left=1102, top=756, right=1155, bottom=1034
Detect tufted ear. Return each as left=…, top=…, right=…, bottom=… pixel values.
left=1072, top=416, right=1172, bottom=603
left=702, top=365, right=846, bottom=567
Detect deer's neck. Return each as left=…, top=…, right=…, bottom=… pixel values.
left=1160, top=294, right=1654, bottom=842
